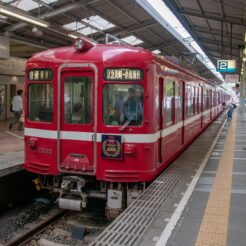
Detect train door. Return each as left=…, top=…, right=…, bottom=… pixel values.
left=58, top=64, right=97, bottom=174
left=0, top=85, right=7, bottom=121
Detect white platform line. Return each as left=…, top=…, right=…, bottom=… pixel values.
left=5, top=130, right=24, bottom=140
left=214, top=149, right=246, bottom=152
left=155, top=118, right=226, bottom=246
left=204, top=171, right=246, bottom=176
left=210, top=157, right=221, bottom=160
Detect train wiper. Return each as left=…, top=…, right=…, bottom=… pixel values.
left=119, top=113, right=136, bottom=131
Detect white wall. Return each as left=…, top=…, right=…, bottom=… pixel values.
left=0, top=75, right=24, bottom=119
left=0, top=56, right=26, bottom=120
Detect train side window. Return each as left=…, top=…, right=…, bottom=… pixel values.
left=209, top=89, right=212, bottom=108
left=103, top=84, right=143, bottom=126
left=196, top=87, right=200, bottom=113
left=192, top=86, right=196, bottom=115
left=200, top=87, right=202, bottom=112
left=28, top=84, right=53, bottom=122
left=176, top=82, right=183, bottom=122
left=203, top=88, right=206, bottom=111
left=64, top=76, right=92, bottom=124
left=212, top=91, right=214, bottom=107
left=165, top=79, right=174, bottom=126
left=206, top=89, right=209, bottom=109
left=186, top=84, right=193, bottom=118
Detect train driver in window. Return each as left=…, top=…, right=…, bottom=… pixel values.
left=120, top=87, right=143, bottom=125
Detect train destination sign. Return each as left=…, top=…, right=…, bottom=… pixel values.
left=104, top=68, right=143, bottom=81
left=217, top=59, right=236, bottom=73
left=28, top=69, right=53, bottom=81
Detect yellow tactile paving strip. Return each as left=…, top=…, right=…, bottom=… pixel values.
left=195, top=112, right=237, bottom=246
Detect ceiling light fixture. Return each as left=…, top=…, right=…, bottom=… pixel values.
left=0, top=5, right=49, bottom=28
left=68, top=33, right=79, bottom=39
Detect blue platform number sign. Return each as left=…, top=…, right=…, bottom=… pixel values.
left=102, top=135, right=122, bottom=160
left=217, top=60, right=236, bottom=73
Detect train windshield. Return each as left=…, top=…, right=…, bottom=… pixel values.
left=28, top=84, right=53, bottom=122
left=64, top=76, right=92, bottom=124
left=103, top=84, right=143, bottom=126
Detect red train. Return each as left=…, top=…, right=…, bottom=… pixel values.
left=24, top=37, right=230, bottom=217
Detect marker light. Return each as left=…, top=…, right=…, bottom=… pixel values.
left=73, top=38, right=94, bottom=52
left=124, top=144, right=136, bottom=157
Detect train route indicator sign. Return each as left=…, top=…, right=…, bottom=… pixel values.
left=217, top=59, right=236, bottom=73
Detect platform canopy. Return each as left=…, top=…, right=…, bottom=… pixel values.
left=0, top=0, right=245, bottom=85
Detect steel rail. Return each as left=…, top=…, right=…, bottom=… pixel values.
left=5, top=209, right=69, bottom=246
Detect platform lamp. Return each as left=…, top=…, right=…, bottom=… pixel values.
left=0, top=4, right=49, bottom=28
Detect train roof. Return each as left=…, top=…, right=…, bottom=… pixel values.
left=28, top=43, right=152, bottom=66
left=27, top=42, right=215, bottom=85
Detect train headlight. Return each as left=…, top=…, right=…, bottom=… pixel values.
left=73, top=38, right=94, bottom=52
left=74, top=38, right=84, bottom=50
left=29, top=137, right=38, bottom=149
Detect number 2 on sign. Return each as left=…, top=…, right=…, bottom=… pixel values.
left=219, top=61, right=228, bottom=70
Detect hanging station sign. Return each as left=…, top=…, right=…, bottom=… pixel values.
left=225, top=74, right=239, bottom=83
left=217, top=59, right=236, bottom=73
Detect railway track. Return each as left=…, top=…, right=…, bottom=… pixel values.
left=2, top=198, right=109, bottom=246
left=6, top=209, right=69, bottom=246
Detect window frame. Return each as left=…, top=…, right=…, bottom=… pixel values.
left=27, top=82, right=54, bottom=123
left=185, top=84, right=194, bottom=119
left=165, top=78, right=175, bottom=127
left=102, top=83, right=144, bottom=127
left=63, top=75, right=93, bottom=125
left=175, top=81, right=183, bottom=123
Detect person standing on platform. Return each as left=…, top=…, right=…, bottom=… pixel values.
left=9, top=89, right=23, bottom=130
left=227, top=102, right=236, bottom=119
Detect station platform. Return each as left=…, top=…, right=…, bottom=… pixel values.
left=0, top=120, right=24, bottom=177
left=91, top=110, right=246, bottom=246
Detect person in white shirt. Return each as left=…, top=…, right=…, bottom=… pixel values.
left=9, top=89, right=23, bottom=130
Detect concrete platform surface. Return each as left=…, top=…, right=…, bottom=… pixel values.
left=149, top=111, right=246, bottom=246
left=0, top=120, right=24, bottom=176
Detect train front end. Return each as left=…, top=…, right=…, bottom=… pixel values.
left=24, top=38, right=158, bottom=218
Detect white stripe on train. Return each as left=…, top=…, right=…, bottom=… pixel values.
left=24, top=107, right=220, bottom=143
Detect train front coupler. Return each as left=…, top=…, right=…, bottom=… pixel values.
left=58, top=176, right=87, bottom=211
